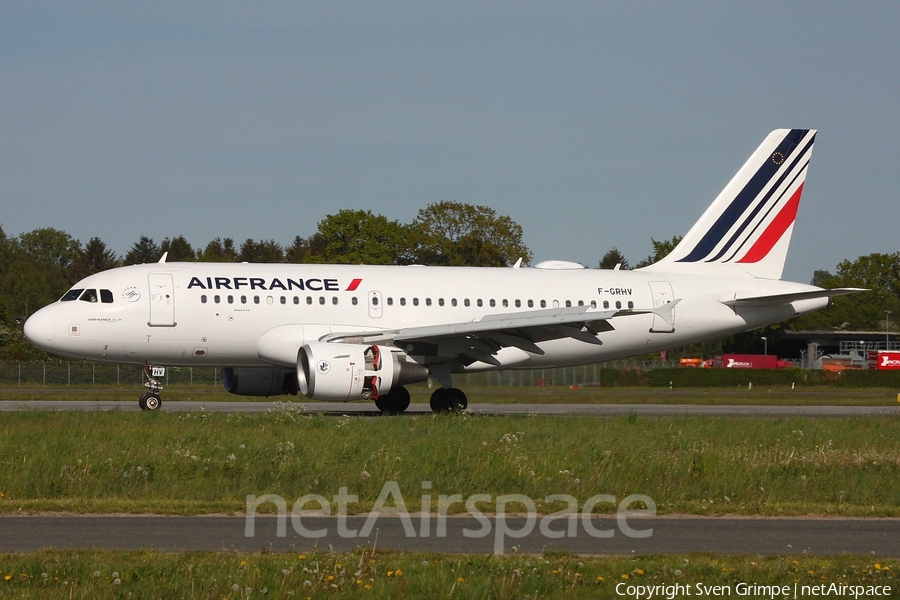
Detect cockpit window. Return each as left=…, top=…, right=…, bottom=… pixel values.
left=100, top=289, right=114, bottom=303
left=61, top=289, right=84, bottom=302
left=79, top=289, right=99, bottom=303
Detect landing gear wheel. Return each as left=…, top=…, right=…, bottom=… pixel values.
left=139, top=392, right=162, bottom=411
left=445, top=388, right=468, bottom=412
left=429, top=388, right=449, bottom=413
left=430, top=388, right=468, bottom=413
left=375, top=386, right=411, bottom=414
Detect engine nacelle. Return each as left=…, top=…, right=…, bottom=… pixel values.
left=297, top=342, right=429, bottom=401
left=222, top=367, right=298, bottom=397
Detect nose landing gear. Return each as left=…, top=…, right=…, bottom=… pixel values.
left=139, top=365, right=165, bottom=411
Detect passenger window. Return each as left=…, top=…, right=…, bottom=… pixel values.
left=227, top=295, right=234, bottom=304
left=100, top=289, right=114, bottom=303
left=79, top=289, right=99, bottom=303
left=628, top=301, right=634, bottom=309
left=387, top=297, right=394, bottom=306
left=294, top=296, right=300, bottom=305
left=451, top=298, right=458, bottom=307
left=540, top=300, right=546, bottom=308
left=201, top=295, right=208, bottom=304
left=400, top=298, right=406, bottom=306
left=214, top=295, right=221, bottom=304
left=578, top=300, right=584, bottom=306
left=241, top=296, right=247, bottom=304
left=515, top=299, right=521, bottom=308
left=372, top=296, right=380, bottom=306
left=476, top=299, right=483, bottom=307
left=502, top=299, right=508, bottom=308
left=425, top=298, right=432, bottom=307
left=591, top=301, right=597, bottom=309
left=438, top=298, right=445, bottom=306
left=319, top=297, right=325, bottom=305
left=332, top=297, right=338, bottom=305
left=61, top=289, right=84, bottom=301
left=280, top=296, right=286, bottom=305
left=615, top=301, right=622, bottom=309
left=254, top=296, right=261, bottom=304
left=464, top=299, right=470, bottom=307
left=306, top=296, right=313, bottom=305
left=352, top=297, right=358, bottom=306
left=413, top=298, right=419, bottom=306
left=527, top=300, right=534, bottom=308
left=565, top=300, right=571, bottom=308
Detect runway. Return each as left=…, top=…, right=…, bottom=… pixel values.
left=2, top=400, right=900, bottom=417
left=2, top=515, right=898, bottom=556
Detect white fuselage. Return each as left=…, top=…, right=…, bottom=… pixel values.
left=25, top=261, right=826, bottom=372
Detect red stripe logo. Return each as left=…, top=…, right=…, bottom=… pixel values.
left=736, top=183, right=803, bottom=264
left=345, top=278, right=363, bottom=291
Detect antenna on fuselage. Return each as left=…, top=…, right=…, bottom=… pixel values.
left=512, top=258, right=523, bottom=269
left=158, top=252, right=168, bottom=264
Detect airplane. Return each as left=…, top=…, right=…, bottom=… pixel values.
left=24, top=129, right=863, bottom=413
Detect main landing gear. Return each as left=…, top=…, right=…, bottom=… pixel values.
left=374, top=386, right=411, bottom=413
left=139, top=364, right=164, bottom=411
left=429, top=387, right=468, bottom=413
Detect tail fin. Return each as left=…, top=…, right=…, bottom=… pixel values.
left=642, top=129, right=816, bottom=279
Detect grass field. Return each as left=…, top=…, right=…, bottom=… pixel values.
left=0, top=549, right=895, bottom=599
left=3, top=383, right=900, bottom=405
left=1, top=410, right=899, bottom=516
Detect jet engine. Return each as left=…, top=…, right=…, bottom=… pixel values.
left=222, top=367, right=298, bottom=397
left=297, top=342, right=429, bottom=401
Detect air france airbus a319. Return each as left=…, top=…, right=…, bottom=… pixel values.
left=24, top=129, right=862, bottom=413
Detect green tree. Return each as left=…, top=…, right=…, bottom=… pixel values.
left=159, top=236, right=195, bottom=262
left=73, top=237, right=120, bottom=280
left=599, top=247, right=629, bottom=270
left=198, top=237, right=239, bottom=262
left=7, top=228, right=81, bottom=318
left=409, top=201, right=531, bottom=267
left=635, top=236, right=683, bottom=268
left=239, top=239, right=284, bottom=263
left=310, top=210, right=411, bottom=265
left=123, top=236, right=161, bottom=265
left=284, top=234, right=325, bottom=263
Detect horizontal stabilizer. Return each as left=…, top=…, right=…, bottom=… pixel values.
left=720, top=288, right=866, bottom=308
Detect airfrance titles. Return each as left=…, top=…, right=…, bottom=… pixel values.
left=187, top=277, right=362, bottom=292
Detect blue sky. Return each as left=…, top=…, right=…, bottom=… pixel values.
left=2, top=2, right=898, bottom=282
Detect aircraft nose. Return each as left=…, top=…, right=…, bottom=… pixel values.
left=23, top=308, right=54, bottom=351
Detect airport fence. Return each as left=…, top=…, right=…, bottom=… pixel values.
left=0, top=359, right=678, bottom=389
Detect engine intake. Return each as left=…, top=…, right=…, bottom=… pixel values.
left=297, top=342, right=428, bottom=401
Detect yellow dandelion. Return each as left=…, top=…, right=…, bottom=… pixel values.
left=387, top=570, right=394, bottom=577
left=597, top=576, right=605, bottom=583
left=298, top=554, right=306, bottom=560
left=356, top=579, right=363, bottom=585
left=635, top=568, right=645, bottom=575
left=364, top=584, right=372, bottom=590
left=622, top=574, right=629, bottom=579
left=875, top=564, right=882, bottom=570
left=552, top=570, right=559, bottom=575
left=457, top=577, right=466, bottom=583
left=240, top=560, right=249, bottom=568
left=808, top=570, right=814, bottom=575
left=327, top=575, right=335, bottom=582
left=4, top=575, right=11, bottom=581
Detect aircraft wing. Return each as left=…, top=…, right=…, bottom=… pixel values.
left=720, top=288, right=866, bottom=308
left=322, top=303, right=675, bottom=367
